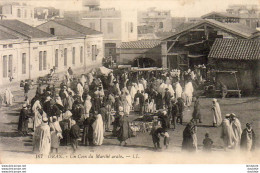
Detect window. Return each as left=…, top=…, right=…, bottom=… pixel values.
left=22, top=53, right=26, bottom=74
left=39, top=51, right=43, bottom=71
left=24, top=10, right=27, bottom=18
left=107, top=22, right=113, bottom=33
left=159, top=22, right=163, bottom=29
left=92, top=45, right=97, bottom=61
left=64, top=48, right=67, bottom=66
left=8, top=44, right=13, bottom=48
left=80, top=46, right=83, bottom=64
left=72, top=47, right=75, bottom=65
left=8, top=55, right=13, bottom=77
left=129, top=22, right=134, bottom=33
left=17, top=9, right=21, bottom=18
left=3, top=45, right=7, bottom=48
left=55, top=49, right=58, bottom=67
left=50, top=28, right=55, bottom=35
left=43, top=51, right=47, bottom=70
left=90, top=23, right=95, bottom=30
left=3, top=56, right=7, bottom=78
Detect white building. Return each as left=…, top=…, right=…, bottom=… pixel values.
left=0, top=19, right=104, bottom=86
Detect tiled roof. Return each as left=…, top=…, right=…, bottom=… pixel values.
left=208, top=38, right=260, bottom=60
left=163, top=19, right=259, bottom=40
left=0, top=20, right=54, bottom=39
left=52, top=19, right=102, bottom=35
left=120, top=40, right=161, bottom=49
left=0, top=29, right=19, bottom=40
left=201, top=12, right=240, bottom=19
left=207, top=19, right=258, bottom=38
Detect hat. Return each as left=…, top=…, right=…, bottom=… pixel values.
left=225, top=114, right=231, bottom=118
left=71, top=120, right=76, bottom=125
left=162, top=111, right=167, bottom=115
left=43, top=117, right=48, bottom=122
left=22, top=104, right=27, bottom=108
left=119, top=106, right=124, bottom=112
left=230, top=113, right=236, bottom=118
left=52, top=116, right=57, bottom=120
left=212, top=98, right=217, bottom=102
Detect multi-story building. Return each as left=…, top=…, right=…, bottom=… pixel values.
left=138, top=7, right=172, bottom=33
left=0, top=19, right=104, bottom=86
left=202, top=5, right=260, bottom=29
left=64, top=0, right=138, bottom=62
left=1, top=2, right=35, bottom=25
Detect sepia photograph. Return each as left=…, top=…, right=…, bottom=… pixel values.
left=0, top=0, right=259, bottom=165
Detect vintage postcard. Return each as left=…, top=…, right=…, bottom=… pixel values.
left=0, top=0, right=259, bottom=164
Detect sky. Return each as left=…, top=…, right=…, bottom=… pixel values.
left=1, top=0, right=260, bottom=17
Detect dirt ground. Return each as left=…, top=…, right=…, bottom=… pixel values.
left=0, top=84, right=259, bottom=164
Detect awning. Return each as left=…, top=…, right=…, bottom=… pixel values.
left=188, top=54, right=206, bottom=58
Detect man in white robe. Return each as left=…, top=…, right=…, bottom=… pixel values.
left=32, top=100, right=42, bottom=130
left=175, top=81, right=182, bottom=98
left=4, top=88, right=14, bottom=105
left=83, top=95, right=92, bottom=119
left=33, top=117, right=51, bottom=155
left=123, top=92, right=132, bottom=115
left=183, top=81, right=193, bottom=107
left=136, top=81, right=144, bottom=92
left=221, top=114, right=235, bottom=150
left=212, top=99, right=222, bottom=127
left=130, top=84, right=137, bottom=104
left=230, top=113, right=242, bottom=149
left=77, top=82, right=84, bottom=100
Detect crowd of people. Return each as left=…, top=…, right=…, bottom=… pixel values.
left=0, top=66, right=256, bottom=156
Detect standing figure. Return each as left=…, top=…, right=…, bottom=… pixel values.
left=192, top=96, right=202, bottom=124
left=221, top=114, right=235, bottom=150
left=150, top=127, right=165, bottom=150
left=175, top=81, right=182, bottom=99
left=18, top=104, right=30, bottom=136
left=83, top=95, right=92, bottom=119
left=230, top=113, right=242, bottom=149
left=171, top=99, right=179, bottom=129
left=4, top=88, right=14, bottom=106
left=117, top=111, right=131, bottom=146
left=182, top=120, right=197, bottom=152
left=211, top=98, right=222, bottom=127
left=49, top=116, right=62, bottom=153
left=70, top=120, right=80, bottom=153
left=92, top=114, right=104, bottom=146
left=33, top=117, right=51, bottom=155
left=183, top=80, right=194, bottom=107
left=203, top=133, right=213, bottom=152
left=24, top=81, right=30, bottom=100
left=240, top=123, right=256, bottom=152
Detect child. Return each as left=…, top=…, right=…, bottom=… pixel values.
left=150, top=122, right=166, bottom=150
left=203, top=133, right=213, bottom=152
left=163, top=131, right=170, bottom=149
left=148, top=99, right=156, bottom=113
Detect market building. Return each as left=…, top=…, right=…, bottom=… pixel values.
left=117, top=40, right=162, bottom=67
left=161, top=19, right=260, bottom=71
left=208, top=38, right=260, bottom=94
